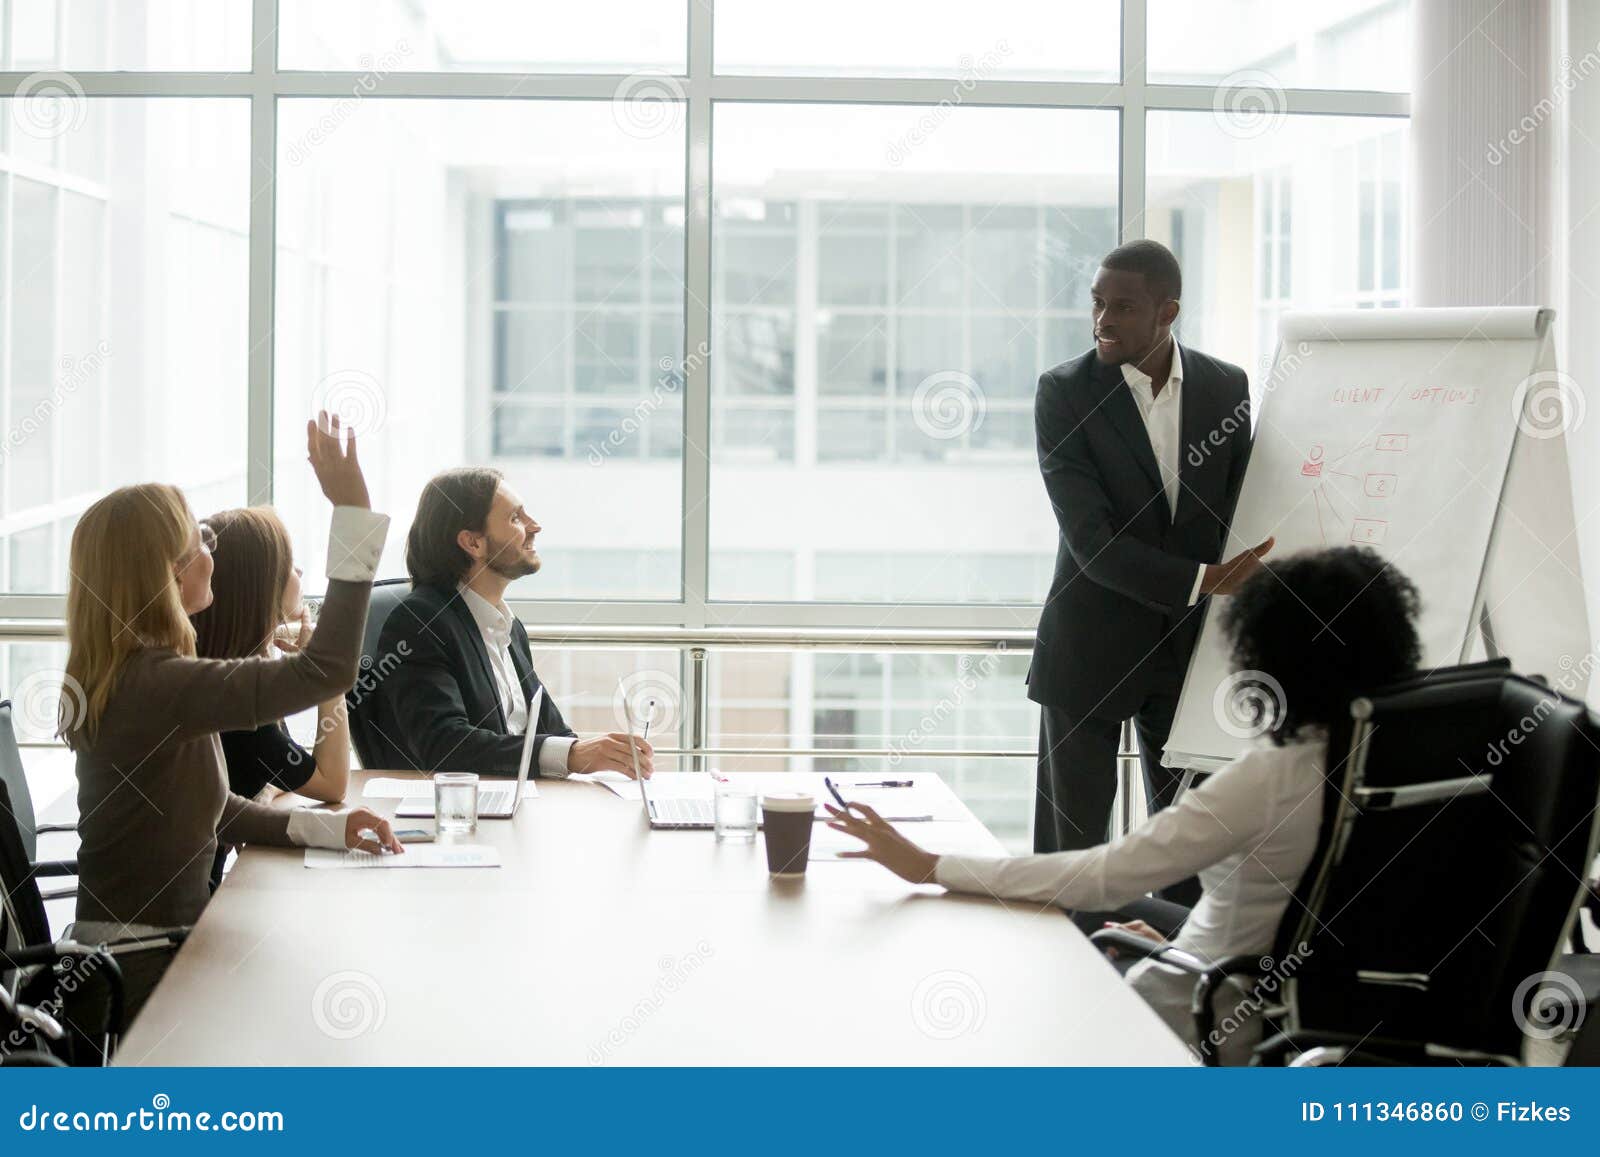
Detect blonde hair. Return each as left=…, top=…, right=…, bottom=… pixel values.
left=63, top=483, right=199, bottom=745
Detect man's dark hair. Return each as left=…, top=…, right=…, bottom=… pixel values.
left=405, top=467, right=505, bottom=589
left=1101, top=238, right=1183, bottom=303
left=1219, top=546, right=1422, bottom=746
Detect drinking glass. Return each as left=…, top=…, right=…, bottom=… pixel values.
left=435, top=772, right=479, bottom=834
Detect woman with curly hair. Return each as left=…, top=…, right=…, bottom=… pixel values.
left=827, top=546, right=1422, bottom=1054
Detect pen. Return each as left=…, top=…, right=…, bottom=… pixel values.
left=823, top=776, right=850, bottom=811
left=851, top=780, right=913, bottom=788
left=641, top=697, right=656, bottom=744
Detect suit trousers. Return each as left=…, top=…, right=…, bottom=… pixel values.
left=1032, top=684, right=1201, bottom=906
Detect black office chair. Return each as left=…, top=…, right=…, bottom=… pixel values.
left=345, top=578, right=415, bottom=770
left=1094, top=660, right=1600, bottom=1066
left=0, top=700, right=76, bottom=902
left=0, top=702, right=78, bottom=923
left=0, top=774, right=186, bottom=1065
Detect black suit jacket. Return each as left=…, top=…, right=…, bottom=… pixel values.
left=1028, top=345, right=1253, bottom=719
left=369, top=583, right=576, bottom=775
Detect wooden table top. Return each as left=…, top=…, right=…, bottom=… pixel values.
left=114, top=769, right=1191, bottom=1066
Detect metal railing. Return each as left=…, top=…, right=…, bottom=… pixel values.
left=0, top=619, right=1145, bottom=832
left=516, top=625, right=1037, bottom=773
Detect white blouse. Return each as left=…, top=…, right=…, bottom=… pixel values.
left=936, top=737, right=1327, bottom=1054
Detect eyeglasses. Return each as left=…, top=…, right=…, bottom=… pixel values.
left=197, top=522, right=217, bottom=554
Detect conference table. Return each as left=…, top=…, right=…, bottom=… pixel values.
left=113, top=768, right=1192, bottom=1066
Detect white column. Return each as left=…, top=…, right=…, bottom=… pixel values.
left=1411, top=0, right=1555, bottom=306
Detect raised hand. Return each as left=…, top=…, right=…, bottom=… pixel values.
left=306, top=410, right=371, bottom=510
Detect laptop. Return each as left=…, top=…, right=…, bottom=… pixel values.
left=622, top=693, right=716, bottom=829
left=397, top=688, right=544, bottom=819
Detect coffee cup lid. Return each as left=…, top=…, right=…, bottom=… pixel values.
left=761, top=791, right=815, bottom=813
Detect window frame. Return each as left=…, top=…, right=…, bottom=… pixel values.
left=0, top=0, right=1409, bottom=631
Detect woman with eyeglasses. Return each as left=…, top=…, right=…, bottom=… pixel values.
left=191, top=506, right=353, bottom=888
left=61, top=414, right=403, bottom=1021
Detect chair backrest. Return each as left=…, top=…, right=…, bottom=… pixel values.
left=1277, top=661, right=1600, bottom=1062
left=0, top=773, right=52, bottom=965
left=345, top=579, right=414, bottom=771
left=0, top=701, right=37, bottom=863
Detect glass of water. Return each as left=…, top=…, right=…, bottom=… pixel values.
left=435, top=772, right=479, bottom=834
left=713, top=779, right=758, bottom=842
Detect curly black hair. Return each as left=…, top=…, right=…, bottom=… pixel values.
left=1218, top=546, right=1422, bottom=745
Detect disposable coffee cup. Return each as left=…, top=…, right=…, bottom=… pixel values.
left=761, top=792, right=815, bottom=878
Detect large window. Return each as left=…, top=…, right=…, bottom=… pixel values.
left=709, top=103, right=1116, bottom=604
left=0, top=0, right=1412, bottom=613
left=1147, top=111, right=1409, bottom=381
left=0, top=90, right=249, bottom=594
left=272, top=98, right=685, bottom=598
left=1, top=0, right=1413, bottom=844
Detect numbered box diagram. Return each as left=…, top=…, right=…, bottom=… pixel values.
left=1364, top=473, right=1397, bottom=497
left=1350, top=518, right=1388, bottom=545
left=1375, top=433, right=1409, bottom=452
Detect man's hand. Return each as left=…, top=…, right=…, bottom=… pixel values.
left=824, top=802, right=940, bottom=884
left=567, top=733, right=654, bottom=778
left=344, top=807, right=402, bottom=854
left=1201, top=536, right=1275, bottom=597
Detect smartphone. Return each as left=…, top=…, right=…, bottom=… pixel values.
left=394, top=828, right=435, bottom=844
left=823, top=776, right=850, bottom=812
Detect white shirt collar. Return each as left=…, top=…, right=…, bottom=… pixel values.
left=457, top=582, right=514, bottom=646
left=1119, top=338, right=1184, bottom=397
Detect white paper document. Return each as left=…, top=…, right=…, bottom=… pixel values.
left=303, top=844, right=502, bottom=869
left=362, top=777, right=538, bottom=801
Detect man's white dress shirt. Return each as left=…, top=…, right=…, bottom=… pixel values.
left=458, top=583, right=574, bottom=777
left=1119, top=341, right=1207, bottom=606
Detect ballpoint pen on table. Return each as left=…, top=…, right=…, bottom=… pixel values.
left=851, top=780, right=913, bottom=788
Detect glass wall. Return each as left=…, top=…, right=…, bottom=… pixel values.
left=0, top=0, right=1414, bottom=848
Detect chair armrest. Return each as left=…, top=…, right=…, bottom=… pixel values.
left=1088, top=928, right=1208, bottom=971
left=0, top=985, right=66, bottom=1041
left=1190, top=955, right=1271, bottom=1065
left=1257, top=1029, right=1522, bottom=1067
left=1, top=1050, right=68, bottom=1067
left=2, top=942, right=127, bottom=1036
left=108, top=928, right=190, bottom=954
left=29, top=858, right=77, bottom=878
left=35, top=822, right=76, bottom=835
left=38, top=885, right=76, bottom=903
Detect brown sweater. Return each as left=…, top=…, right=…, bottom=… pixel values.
left=72, top=577, right=371, bottom=930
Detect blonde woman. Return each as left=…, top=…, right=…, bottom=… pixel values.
left=62, top=414, right=402, bottom=1019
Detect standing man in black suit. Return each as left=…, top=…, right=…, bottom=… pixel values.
left=370, top=467, right=654, bottom=778
left=1030, top=240, right=1271, bottom=894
